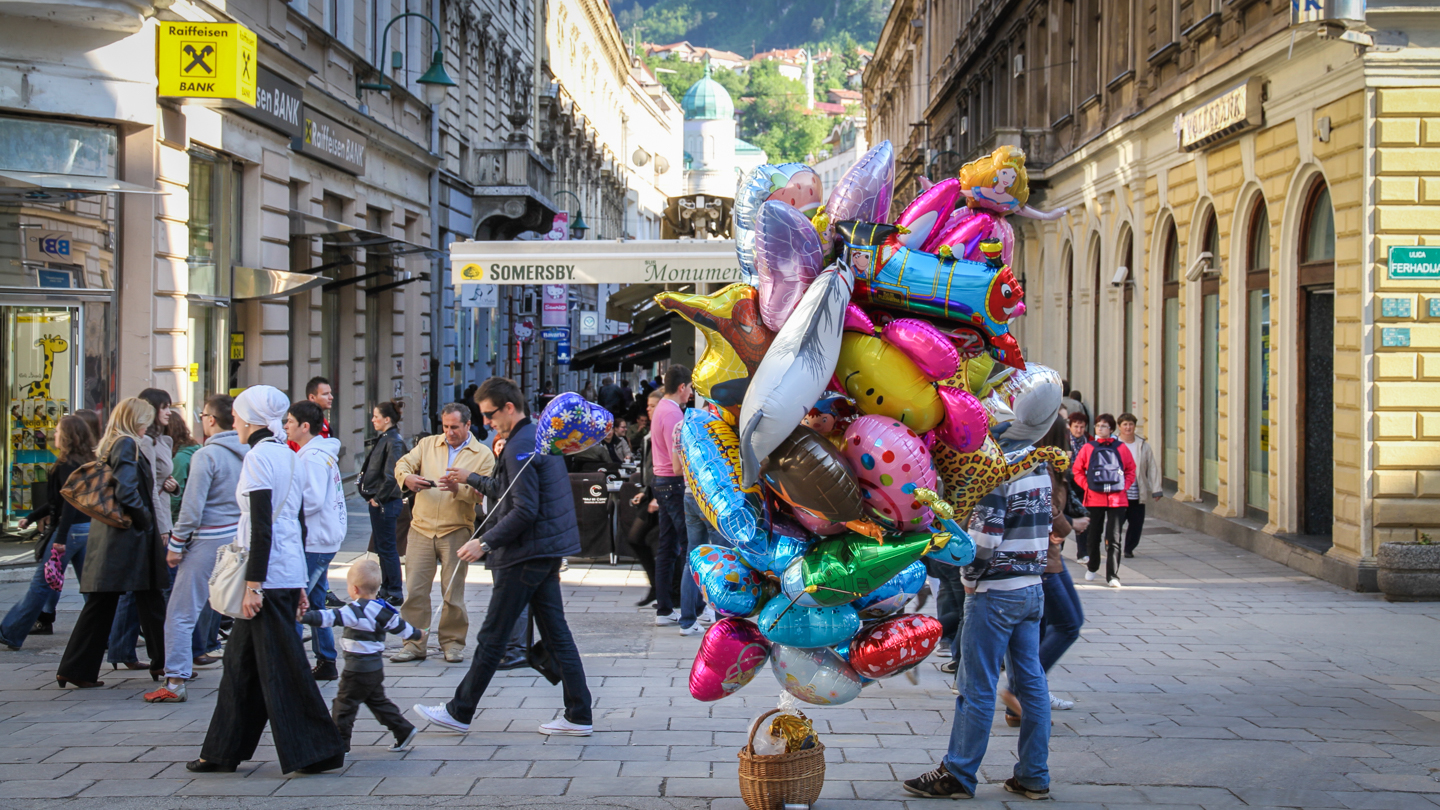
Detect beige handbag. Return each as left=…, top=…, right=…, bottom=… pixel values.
left=208, top=541, right=249, bottom=619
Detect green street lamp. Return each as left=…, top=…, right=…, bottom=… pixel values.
left=357, top=12, right=457, bottom=106
left=553, top=190, right=590, bottom=240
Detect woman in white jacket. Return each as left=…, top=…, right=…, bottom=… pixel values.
left=1117, top=413, right=1163, bottom=557
left=285, top=400, right=348, bottom=680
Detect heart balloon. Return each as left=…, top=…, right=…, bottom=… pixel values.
left=757, top=596, right=861, bottom=649
left=535, top=392, right=612, bottom=455
left=737, top=514, right=812, bottom=576
left=679, top=408, right=769, bottom=557
left=780, top=530, right=939, bottom=607
left=760, top=425, right=863, bottom=524
left=850, top=559, right=926, bottom=620
left=842, top=416, right=938, bottom=531
left=849, top=614, right=943, bottom=679
left=689, top=544, right=767, bottom=618
left=835, top=333, right=945, bottom=433
left=770, top=643, right=863, bottom=705
left=689, top=618, right=772, bottom=702
left=934, top=386, right=989, bottom=452
left=754, top=200, right=824, bottom=331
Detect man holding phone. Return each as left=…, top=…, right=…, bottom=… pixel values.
left=390, top=403, right=495, bottom=663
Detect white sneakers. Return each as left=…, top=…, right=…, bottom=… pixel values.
left=1077, top=556, right=1089, bottom=565
left=678, top=622, right=705, bottom=636
left=1084, top=571, right=1097, bottom=582
left=698, top=605, right=717, bottom=625
left=654, top=610, right=680, bottom=626
left=539, top=717, right=593, bottom=736
left=1107, top=578, right=1123, bottom=588
left=412, top=703, right=469, bottom=733
left=1050, top=693, right=1075, bottom=711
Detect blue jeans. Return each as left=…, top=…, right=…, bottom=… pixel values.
left=0, top=523, right=89, bottom=649
left=1006, top=568, right=1085, bottom=695
left=680, top=492, right=728, bottom=629
left=944, top=585, right=1049, bottom=794
left=651, top=477, right=686, bottom=617
left=300, top=551, right=337, bottom=663
left=369, top=499, right=404, bottom=601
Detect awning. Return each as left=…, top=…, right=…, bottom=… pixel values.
left=450, top=238, right=741, bottom=285
left=232, top=266, right=331, bottom=300
left=0, top=170, right=165, bottom=202
left=570, top=314, right=675, bottom=372
left=604, top=282, right=694, bottom=329
left=289, top=212, right=440, bottom=258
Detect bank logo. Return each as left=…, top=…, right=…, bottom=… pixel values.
left=182, top=43, right=216, bottom=76
left=460, top=263, right=485, bottom=280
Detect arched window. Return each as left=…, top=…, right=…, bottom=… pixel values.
left=1063, top=245, right=1075, bottom=383
left=1118, top=227, right=1135, bottom=413
left=1090, top=234, right=1102, bottom=413
left=1297, top=180, right=1335, bottom=536
left=1161, top=220, right=1180, bottom=484
left=1245, top=199, right=1271, bottom=517
left=1200, top=210, right=1221, bottom=497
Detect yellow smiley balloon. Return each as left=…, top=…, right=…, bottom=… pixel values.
left=834, top=332, right=944, bottom=433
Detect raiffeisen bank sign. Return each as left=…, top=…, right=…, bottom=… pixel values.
left=450, top=239, right=742, bottom=285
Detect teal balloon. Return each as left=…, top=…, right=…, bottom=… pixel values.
left=925, top=518, right=977, bottom=567
left=689, top=544, right=766, bottom=618
left=736, top=515, right=812, bottom=576
left=850, top=559, right=926, bottom=620
left=756, top=596, right=861, bottom=649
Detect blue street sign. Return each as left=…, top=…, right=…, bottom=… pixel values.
left=556, top=337, right=572, bottom=365
left=541, top=327, right=568, bottom=341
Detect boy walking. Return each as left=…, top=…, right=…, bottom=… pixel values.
left=300, top=560, right=423, bottom=752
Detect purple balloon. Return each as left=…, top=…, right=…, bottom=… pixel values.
left=754, top=200, right=823, bottom=331
left=825, top=141, right=895, bottom=227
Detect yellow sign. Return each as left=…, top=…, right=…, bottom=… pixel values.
left=157, top=22, right=258, bottom=107
left=188, top=363, right=200, bottom=382
left=229, top=332, right=245, bottom=361
left=459, top=263, right=485, bottom=281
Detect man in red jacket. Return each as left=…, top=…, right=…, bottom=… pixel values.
left=288, top=377, right=333, bottom=451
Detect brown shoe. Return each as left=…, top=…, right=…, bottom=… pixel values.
left=193, top=655, right=221, bottom=667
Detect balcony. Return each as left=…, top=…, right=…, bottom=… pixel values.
left=471, top=145, right=557, bottom=239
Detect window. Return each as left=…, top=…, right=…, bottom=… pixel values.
left=1245, top=200, right=1271, bottom=516
left=1064, top=245, right=1075, bottom=381
left=1161, top=220, right=1179, bottom=484
left=187, top=150, right=240, bottom=412
left=1119, top=228, right=1134, bottom=413
left=1090, top=235, right=1102, bottom=412
left=1200, top=211, right=1221, bottom=496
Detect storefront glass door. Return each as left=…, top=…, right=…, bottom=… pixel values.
left=2, top=306, right=79, bottom=529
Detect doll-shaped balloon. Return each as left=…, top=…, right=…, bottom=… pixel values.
left=656, top=284, right=775, bottom=411
left=930, top=146, right=1066, bottom=264
left=801, top=393, right=857, bottom=449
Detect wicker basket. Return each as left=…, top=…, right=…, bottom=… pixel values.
left=737, top=709, right=826, bottom=810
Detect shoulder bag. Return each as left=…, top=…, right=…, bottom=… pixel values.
left=60, top=443, right=136, bottom=529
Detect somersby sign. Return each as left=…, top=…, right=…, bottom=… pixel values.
left=450, top=240, right=742, bottom=285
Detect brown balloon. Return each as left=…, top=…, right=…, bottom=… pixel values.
left=760, top=425, right=864, bottom=523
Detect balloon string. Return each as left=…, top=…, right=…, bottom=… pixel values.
left=445, top=454, right=538, bottom=595
left=765, top=590, right=809, bottom=632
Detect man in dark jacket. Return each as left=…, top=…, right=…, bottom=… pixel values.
left=414, top=377, right=593, bottom=737
left=597, top=377, right=625, bottom=417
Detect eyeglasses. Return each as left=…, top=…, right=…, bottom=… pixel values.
left=200, top=413, right=216, bottom=422
left=480, top=408, right=499, bottom=422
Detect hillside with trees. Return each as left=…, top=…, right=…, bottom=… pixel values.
left=617, top=0, right=888, bottom=55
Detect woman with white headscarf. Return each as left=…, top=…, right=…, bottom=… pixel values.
left=188, top=386, right=345, bottom=775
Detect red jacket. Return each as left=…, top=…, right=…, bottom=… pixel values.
left=1073, top=437, right=1137, bottom=509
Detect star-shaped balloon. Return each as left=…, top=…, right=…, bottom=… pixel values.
left=656, top=284, right=775, bottom=409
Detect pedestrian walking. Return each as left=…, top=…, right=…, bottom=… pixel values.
left=285, top=400, right=347, bottom=679
left=627, top=390, right=667, bottom=608
left=55, top=397, right=168, bottom=688
left=187, top=385, right=346, bottom=775
left=0, top=414, right=96, bottom=648
left=390, top=402, right=495, bottom=664
left=649, top=365, right=692, bottom=626
left=301, top=560, right=422, bottom=753
left=1066, top=412, right=1091, bottom=562
left=904, top=439, right=1055, bottom=800
left=677, top=485, right=724, bottom=636
left=166, top=409, right=199, bottom=525
left=144, top=395, right=247, bottom=703
left=414, top=376, right=593, bottom=738
left=598, top=376, right=625, bottom=416
left=1073, top=414, right=1137, bottom=587
left=287, top=377, right=333, bottom=450
left=358, top=400, right=407, bottom=605
left=1116, top=413, right=1162, bottom=558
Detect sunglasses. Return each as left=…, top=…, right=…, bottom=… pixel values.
left=480, top=407, right=499, bottom=421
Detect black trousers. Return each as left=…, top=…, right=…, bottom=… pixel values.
left=199, top=589, right=346, bottom=773
left=1122, top=500, right=1147, bottom=554
left=446, top=557, right=592, bottom=726
left=1086, top=506, right=1125, bottom=581
left=58, top=589, right=165, bottom=683
left=651, top=477, right=686, bottom=616
left=332, top=668, right=414, bottom=750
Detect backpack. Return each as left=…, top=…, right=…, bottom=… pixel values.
left=1086, top=440, right=1125, bottom=494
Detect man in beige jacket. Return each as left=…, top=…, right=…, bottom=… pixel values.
left=391, top=403, right=496, bottom=663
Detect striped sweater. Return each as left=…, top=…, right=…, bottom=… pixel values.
left=963, top=465, right=1052, bottom=592
left=301, top=598, right=422, bottom=672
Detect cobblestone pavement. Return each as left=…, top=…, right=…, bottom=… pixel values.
left=0, top=506, right=1437, bottom=809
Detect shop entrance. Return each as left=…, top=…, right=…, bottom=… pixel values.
left=1296, top=180, right=1335, bottom=538
left=2, top=306, right=80, bottom=529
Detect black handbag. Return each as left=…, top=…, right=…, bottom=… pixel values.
left=525, top=611, right=563, bottom=686
left=32, top=521, right=57, bottom=562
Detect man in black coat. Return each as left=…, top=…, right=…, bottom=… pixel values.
left=597, top=377, right=625, bottom=417
left=414, top=377, right=593, bottom=737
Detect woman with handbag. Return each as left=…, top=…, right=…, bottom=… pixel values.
left=188, top=385, right=345, bottom=775
left=0, top=415, right=97, bottom=648
left=358, top=401, right=407, bottom=605
left=55, top=398, right=169, bottom=688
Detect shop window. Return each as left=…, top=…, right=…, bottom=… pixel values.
left=1200, top=210, right=1221, bottom=497
left=187, top=151, right=240, bottom=408
left=1245, top=199, right=1271, bottom=517
left=1161, top=220, right=1179, bottom=485
left=3, top=307, right=78, bottom=527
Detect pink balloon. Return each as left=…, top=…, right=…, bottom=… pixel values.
left=844, top=303, right=876, bottom=334
left=933, top=386, right=989, bottom=452
left=754, top=200, right=823, bottom=331
left=881, top=318, right=959, bottom=381
left=842, top=415, right=938, bottom=531
left=931, top=208, right=1017, bottom=265
left=826, top=141, right=895, bottom=226
left=848, top=613, right=943, bottom=679
left=993, top=215, right=1016, bottom=266
left=688, top=618, right=772, bottom=702
left=892, top=178, right=961, bottom=252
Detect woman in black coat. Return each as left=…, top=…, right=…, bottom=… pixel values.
left=358, top=400, right=407, bottom=604
left=56, top=397, right=169, bottom=687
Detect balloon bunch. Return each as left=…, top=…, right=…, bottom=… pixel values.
left=670, top=141, right=1071, bottom=707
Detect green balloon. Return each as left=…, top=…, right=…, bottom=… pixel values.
left=788, top=531, right=938, bottom=607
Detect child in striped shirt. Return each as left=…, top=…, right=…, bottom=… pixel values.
left=300, top=560, right=422, bottom=752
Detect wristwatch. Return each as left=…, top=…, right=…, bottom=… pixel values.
left=247, top=587, right=265, bottom=598
left=477, top=542, right=491, bottom=557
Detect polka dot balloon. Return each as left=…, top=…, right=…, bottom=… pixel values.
left=841, top=415, right=938, bottom=531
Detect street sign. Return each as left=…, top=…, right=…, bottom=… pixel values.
left=157, top=22, right=258, bottom=106
left=1388, top=246, right=1440, bottom=280
left=542, top=284, right=568, bottom=326
left=541, top=327, right=568, bottom=341
left=557, top=336, right=572, bottom=365
left=458, top=283, right=497, bottom=308
left=578, top=311, right=599, bottom=336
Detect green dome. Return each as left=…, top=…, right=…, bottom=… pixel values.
left=682, top=62, right=734, bottom=121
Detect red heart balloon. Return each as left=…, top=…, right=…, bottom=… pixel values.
left=847, top=613, right=942, bottom=679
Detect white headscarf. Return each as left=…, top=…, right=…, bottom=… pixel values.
left=234, top=385, right=290, bottom=439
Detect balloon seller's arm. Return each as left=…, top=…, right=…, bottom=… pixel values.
left=961, top=490, right=1006, bottom=589
left=476, top=451, right=541, bottom=549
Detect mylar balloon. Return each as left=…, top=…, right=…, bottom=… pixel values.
left=781, top=530, right=939, bottom=607
left=734, top=164, right=779, bottom=285
left=757, top=596, right=861, bottom=650
left=848, top=614, right=943, bottom=679
left=835, top=333, right=944, bottom=433
left=679, top=409, right=769, bottom=556
left=739, top=514, right=812, bottom=576
left=754, top=200, right=824, bottom=331
left=824, top=141, right=895, bottom=231
left=760, top=424, right=863, bottom=524
left=766, top=163, right=824, bottom=215
left=850, top=559, right=926, bottom=620
left=934, top=386, right=989, bottom=453
left=689, top=544, right=766, bottom=618
left=893, top=178, right=962, bottom=251
left=790, top=506, right=848, bottom=536
left=842, top=416, right=938, bottom=531
left=987, top=362, right=1063, bottom=446
left=770, top=643, right=863, bottom=705
left=912, top=488, right=977, bottom=567
left=535, top=392, right=611, bottom=455
left=689, top=618, right=771, bottom=702
left=932, top=435, right=1071, bottom=523
left=801, top=393, right=857, bottom=448
left=738, top=262, right=854, bottom=487
left=656, top=285, right=774, bottom=409
left=881, top=318, right=960, bottom=382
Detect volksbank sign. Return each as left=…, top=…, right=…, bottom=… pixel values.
left=450, top=240, right=742, bottom=285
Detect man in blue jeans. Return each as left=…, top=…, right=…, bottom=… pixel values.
left=904, top=464, right=1054, bottom=801
left=647, top=365, right=692, bottom=626
left=677, top=489, right=725, bottom=635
